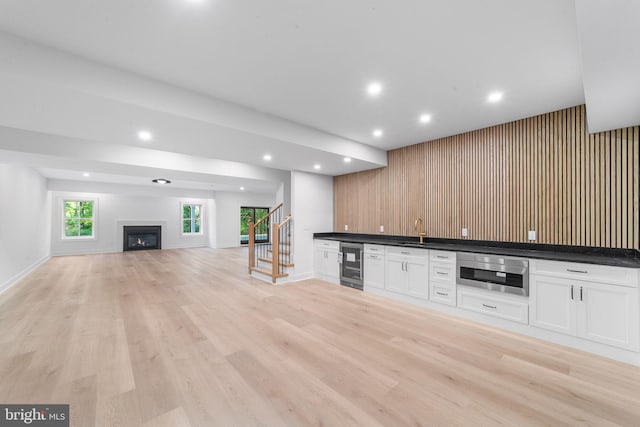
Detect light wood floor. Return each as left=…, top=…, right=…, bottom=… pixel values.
left=1, top=248, right=640, bottom=426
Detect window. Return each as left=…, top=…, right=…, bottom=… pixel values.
left=240, top=207, right=270, bottom=244
left=64, top=200, right=95, bottom=239
left=182, top=203, right=202, bottom=234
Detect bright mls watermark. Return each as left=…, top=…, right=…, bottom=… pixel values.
left=1, top=405, right=69, bottom=426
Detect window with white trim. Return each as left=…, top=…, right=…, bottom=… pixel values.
left=182, top=203, right=202, bottom=234
left=63, top=199, right=95, bottom=239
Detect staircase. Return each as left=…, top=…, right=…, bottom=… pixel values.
left=248, top=203, right=293, bottom=284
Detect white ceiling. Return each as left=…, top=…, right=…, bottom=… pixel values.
left=0, top=0, right=637, bottom=192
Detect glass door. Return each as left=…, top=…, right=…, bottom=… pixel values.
left=240, top=207, right=270, bottom=244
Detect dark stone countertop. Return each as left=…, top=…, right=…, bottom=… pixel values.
left=313, top=232, right=640, bottom=268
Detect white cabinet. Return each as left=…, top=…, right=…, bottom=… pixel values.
left=313, top=240, right=340, bottom=284
left=458, top=287, right=529, bottom=324
left=385, top=255, right=408, bottom=293
left=529, top=275, right=575, bottom=335
left=363, top=245, right=385, bottom=290
left=384, top=247, right=428, bottom=299
left=429, top=250, right=456, bottom=306
left=530, top=260, right=640, bottom=351
left=578, top=281, right=638, bottom=350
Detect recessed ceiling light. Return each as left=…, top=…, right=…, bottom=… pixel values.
left=367, top=82, right=383, bottom=97
left=313, top=164, right=321, bottom=170
left=343, top=157, right=352, bottom=163
left=419, top=114, right=432, bottom=124
left=373, top=129, right=383, bottom=138
left=487, top=91, right=503, bottom=103
left=137, top=130, right=153, bottom=141
left=263, top=154, right=272, bottom=161
left=152, top=178, right=171, bottom=184
left=240, top=186, right=245, bottom=191
left=82, top=172, right=90, bottom=177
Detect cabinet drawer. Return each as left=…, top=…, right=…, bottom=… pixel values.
left=430, top=250, right=456, bottom=264
left=530, top=259, right=639, bottom=287
left=429, top=262, right=455, bottom=284
left=430, top=282, right=456, bottom=306
left=458, top=287, right=529, bottom=324
left=364, top=244, right=386, bottom=254
left=386, top=246, right=428, bottom=258
left=314, top=239, right=340, bottom=250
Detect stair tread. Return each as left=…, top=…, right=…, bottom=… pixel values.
left=266, top=249, right=291, bottom=255
left=250, top=267, right=288, bottom=278
left=258, top=257, right=295, bottom=267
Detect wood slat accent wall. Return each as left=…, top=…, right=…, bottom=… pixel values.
left=333, top=105, right=640, bottom=249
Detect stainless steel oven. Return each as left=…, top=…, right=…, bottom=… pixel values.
left=456, top=252, right=529, bottom=296
left=339, top=242, right=363, bottom=290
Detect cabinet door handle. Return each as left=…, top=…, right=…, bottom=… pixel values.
left=580, top=286, right=583, bottom=301
left=570, top=285, right=574, bottom=300
left=436, top=272, right=448, bottom=276
left=567, top=269, right=588, bottom=274
left=436, top=256, right=449, bottom=259
left=401, top=251, right=411, bottom=255
left=436, top=291, right=448, bottom=296
left=482, top=304, right=497, bottom=309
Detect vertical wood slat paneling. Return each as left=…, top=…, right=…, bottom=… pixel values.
left=333, top=105, right=640, bottom=249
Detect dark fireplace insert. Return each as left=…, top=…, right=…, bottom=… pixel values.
left=123, top=226, right=161, bottom=251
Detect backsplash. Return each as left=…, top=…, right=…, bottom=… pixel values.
left=334, top=105, right=640, bottom=249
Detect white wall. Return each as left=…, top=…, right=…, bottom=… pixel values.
left=50, top=190, right=215, bottom=256
left=0, top=164, right=51, bottom=293
left=215, top=191, right=276, bottom=248
left=291, top=170, right=333, bottom=280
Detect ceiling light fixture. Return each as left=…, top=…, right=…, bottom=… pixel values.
left=487, top=91, right=503, bottom=103
left=419, top=114, right=432, bottom=124
left=373, top=129, right=383, bottom=138
left=82, top=172, right=90, bottom=177
left=152, top=178, right=171, bottom=184
left=137, top=130, right=153, bottom=141
left=367, top=82, right=383, bottom=97
left=343, top=157, right=352, bottom=163
left=240, top=186, right=245, bottom=191
left=313, top=164, right=321, bottom=170
left=263, top=154, right=272, bottom=161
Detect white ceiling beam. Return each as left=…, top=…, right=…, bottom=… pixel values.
left=575, top=0, right=640, bottom=132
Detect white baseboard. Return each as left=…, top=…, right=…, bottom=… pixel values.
left=52, top=249, right=120, bottom=257
left=291, top=272, right=314, bottom=282
left=0, top=255, right=50, bottom=296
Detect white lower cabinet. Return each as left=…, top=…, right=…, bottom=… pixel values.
left=429, top=251, right=456, bottom=306
left=384, top=247, right=428, bottom=299
left=315, top=239, right=640, bottom=363
left=458, top=286, right=529, bottom=324
left=430, top=282, right=456, bottom=306
left=578, top=281, right=639, bottom=350
left=363, top=252, right=385, bottom=290
left=529, top=275, right=575, bottom=336
left=531, top=273, right=639, bottom=351
left=313, top=240, right=340, bottom=284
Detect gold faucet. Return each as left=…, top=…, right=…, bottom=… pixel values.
left=415, top=218, right=426, bottom=244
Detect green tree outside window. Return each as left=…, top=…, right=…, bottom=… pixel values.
left=183, top=204, right=202, bottom=233
left=64, top=200, right=94, bottom=237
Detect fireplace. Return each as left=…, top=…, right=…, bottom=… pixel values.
left=123, top=226, right=161, bottom=251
